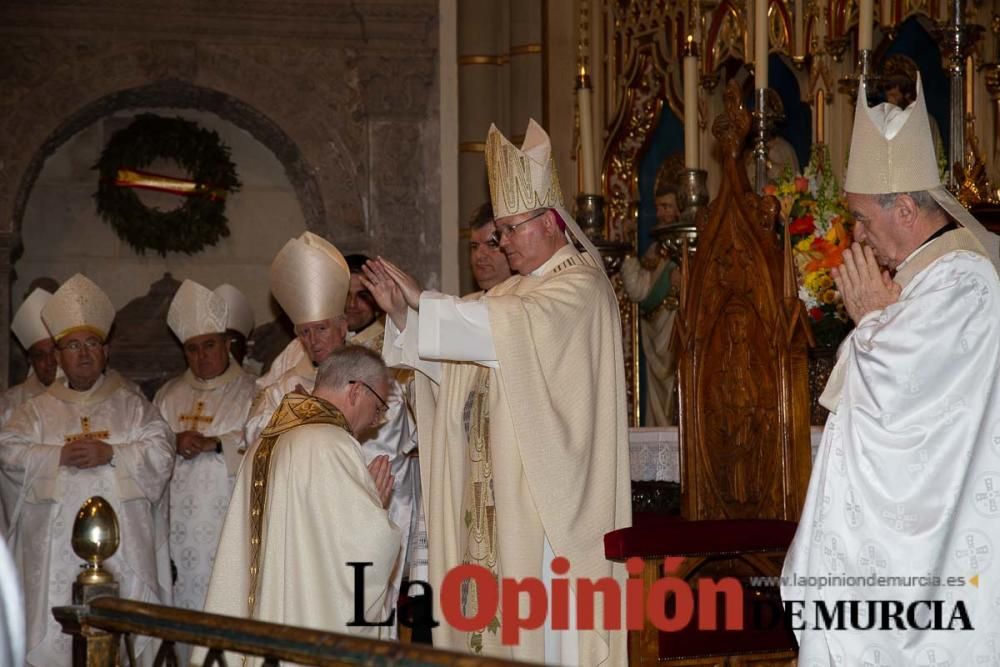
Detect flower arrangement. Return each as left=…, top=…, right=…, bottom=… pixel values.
left=764, top=144, right=853, bottom=348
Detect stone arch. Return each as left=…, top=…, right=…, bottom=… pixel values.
left=9, top=79, right=328, bottom=254
left=0, top=38, right=372, bottom=385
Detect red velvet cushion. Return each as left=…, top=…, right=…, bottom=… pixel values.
left=604, top=514, right=798, bottom=560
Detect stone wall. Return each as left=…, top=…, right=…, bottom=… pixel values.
left=0, top=0, right=440, bottom=386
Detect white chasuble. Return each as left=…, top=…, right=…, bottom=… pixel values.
left=245, top=331, right=422, bottom=595
left=0, top=372, right=48, bottom=535
left=0, top=371, right=174, bottom=666
left=385, top=245, right=631, bottom=666
left=153, top=361, right=255, bottom=618
left=199, top=394, right=401, bottom=667
left=782, top=235, right=1000, bottom=666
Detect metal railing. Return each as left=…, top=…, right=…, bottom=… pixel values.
left=53, top=597, right=522, bottom=667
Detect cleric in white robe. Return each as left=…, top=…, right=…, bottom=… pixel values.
left=781, top=77, right=1000, bottom=665
left=0, top=288, right=57, bottom=534
left=245, top=234, right=421, bottom=609
left=154, top=282, right=255, bottom=625
left=0, top=274, right=175, bottom=666
left=198, top=346, right=401, bottom=666
left=369, top=120, right=630, bottom=666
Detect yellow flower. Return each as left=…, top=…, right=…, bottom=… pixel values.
left=796, top=238, right=813, bottom=253
left=817, top=274, right=833, bottom=290
left=821, top=289, right=838, bottom=305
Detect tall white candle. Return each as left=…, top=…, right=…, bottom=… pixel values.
left=755, top=0, right=769, bottom=89
left=683, top=36, right=700, bottom=169
left=859, top=0, right=874, bottom=50
left=577, top=65, right=598, bottom=194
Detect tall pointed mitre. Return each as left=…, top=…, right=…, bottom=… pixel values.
left=214, top=283, right=254, bottom=337
left=167, top=280, right=229, bottom=344
left=11, top=288, right=53, bottom=350
left=41, top=274, right=116, bottom=342
left=269, top=232, right=350, bottom=325
left=485, top=119, right=602, bottom=265
left=845, top=76, right=999, bottom=268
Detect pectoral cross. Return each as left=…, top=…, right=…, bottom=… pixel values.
left=64, top=417, right=111, bottom=444
left=179, top=400, right=214, bottom=432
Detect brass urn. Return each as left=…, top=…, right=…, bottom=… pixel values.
left=71, top=496, right=120, bottom=585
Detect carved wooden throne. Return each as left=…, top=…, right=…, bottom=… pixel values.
left=606, top=81, right=814, bottom=666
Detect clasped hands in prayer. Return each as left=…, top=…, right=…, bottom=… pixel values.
left=831, top=242, right=902, bottom=324
left=59, top=439, right=113, bottom=468
left=176, top=430, right=218, bottom=460
left=360, top=257, right=423, bottom=332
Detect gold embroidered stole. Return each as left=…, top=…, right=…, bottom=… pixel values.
left=246, top=392, right=352, bottom=616
left=460, top=367, right=502, bottom=653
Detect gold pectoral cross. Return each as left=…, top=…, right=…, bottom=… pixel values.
left=64, top=417, right=111, bottom=444
left=179, top=400, right=214, bottom=432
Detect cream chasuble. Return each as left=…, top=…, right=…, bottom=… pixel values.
left=153, top=360, right=255, bottom=618
left=0, top=371, right=174, bottom=667
left=782, top=232, right=1000, bottom=665
left=199, top=393, right=401, bottom=667
left=0, top=372, right=48, bottom=534
left=384, top=244, right=631, bottom=666
left=245, top=326, right=423, bottom=589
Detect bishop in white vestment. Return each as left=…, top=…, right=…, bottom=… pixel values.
left=781, top=78, right=1000, bottom=665
left=0, top=274, right=174, bottom=666
left=371, top=120, right=630, bottom=666
left=0, top=288, right=58, bottom=534
left=200, top=347, right=401, bottom=667
left=245, top=236, right=421, bottom=603
left=154, top=280, right=256, bottom=623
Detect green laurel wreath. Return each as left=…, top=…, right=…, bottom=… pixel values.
left=94, top=114, right=241, bottom=256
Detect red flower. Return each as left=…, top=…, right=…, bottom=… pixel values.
left=789, top=214, right=815, bottom=236
left=809, top=307, right=824, bottom=321
left=794, top=176, right=810, bottom=193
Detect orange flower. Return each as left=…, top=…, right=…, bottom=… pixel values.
left=794, top=176, right=810, bottom=193
left=763, top=183, right=778, bottom=196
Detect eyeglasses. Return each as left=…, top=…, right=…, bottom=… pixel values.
left=58, top=339, right=103, bottom=352
left=489, top=209, right=547, bottom=244
left=349, top=380, right=389, bottom=417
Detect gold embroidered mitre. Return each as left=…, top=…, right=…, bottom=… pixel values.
left=167, top=279, right=229, bottom=343
left=41, top=274, right=116, bottom=342
left=214, top=283, right=254, bottom=337
left=844, top=77, right=938, bottom=195
left=845, top=76, right=999, bottom=268
left=11, top=288, right=53, bottom=349
left=486, top=119, right=565, bottom=219
left=269, top=232, right=351, bottom=325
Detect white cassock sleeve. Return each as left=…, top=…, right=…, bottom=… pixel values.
left=383, top=309, right=443, bottom=384
left=416, top=291, right=499, bottom=368
left=0, top=405, right=60, bottom=511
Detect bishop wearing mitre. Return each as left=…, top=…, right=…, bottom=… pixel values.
left=154, top=281, right=256, bottom=626
left=0, top=274, right=174, bottom=667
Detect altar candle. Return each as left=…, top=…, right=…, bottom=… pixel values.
left=684, top=36, right=700, bottom=169
left=965, top=54, right=974, bottom=114
left=859, top=0, right=873, bottom=51
left=815, top=89, right=825, bottom=144
left=755, top=0, right=769, bottom=88
left=576, top=64, right=598, bottom=194
left=794, top=0, right=805, bottom=58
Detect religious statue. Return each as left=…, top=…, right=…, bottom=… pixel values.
left=621, top=183, right=682, bottom=426
left=879, top=54, right=945, bottom=172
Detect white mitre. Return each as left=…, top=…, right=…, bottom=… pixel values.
left=214, top=283, right=254, bottom=337
left=41, top=274, right=116, bottom=342
left=485, top=119, right=603, bottom=265
left=167, top=280, right=229, bottom=344
left=269, top=232, right=350, bottom=325
left=845, top=76, right=999, bottom=269
left=11, top=288, right=53, bottom=350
